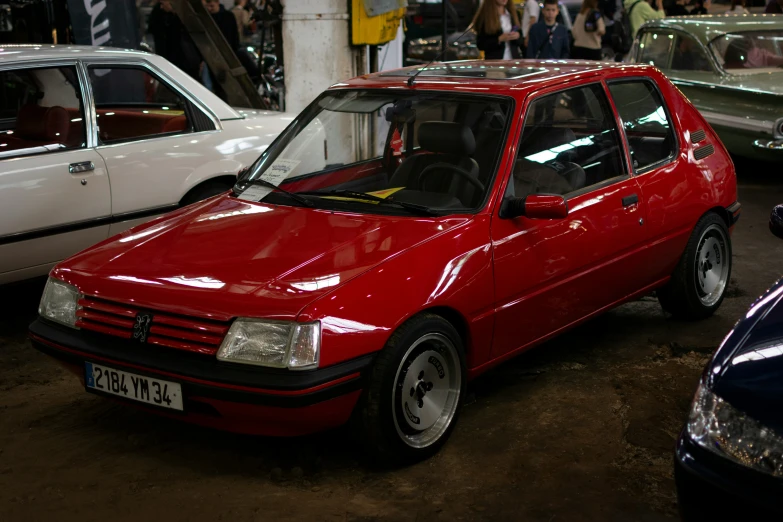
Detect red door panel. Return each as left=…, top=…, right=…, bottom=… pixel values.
left=490, top=176, right=649, bottom=360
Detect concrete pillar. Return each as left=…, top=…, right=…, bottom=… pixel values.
left=282, top=0, right=357, bottom=114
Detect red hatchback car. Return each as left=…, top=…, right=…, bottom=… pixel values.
left=31, top=61, right=740, bottom=463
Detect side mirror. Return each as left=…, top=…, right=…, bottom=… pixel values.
left=770, top=205, right=783, bottom=239
left=500, top=194, right=568, bottom=220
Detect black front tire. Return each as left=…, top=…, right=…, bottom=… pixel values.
left=658, top=212, right=732, bottom=320
left=353, top=313, right=466, bottom=466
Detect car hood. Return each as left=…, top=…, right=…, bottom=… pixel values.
left=710, top=278, right=783, bottom=434
left=54, top=196, right=470, bottom=322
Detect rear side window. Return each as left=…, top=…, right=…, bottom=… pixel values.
left=608, top=81, right=676, bottom=172
left=0, top=66, right=86, bottom=159
left=671, top=34, right=712, bottom=72
left=509, top=83, right=626, bottom=198
left=637, top=31, right=673, bottom=69
left=88, top=66, right=195, bottom=144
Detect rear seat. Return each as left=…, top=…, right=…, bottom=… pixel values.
left=93, top=109, right=188, bottom=142
left=2, top=104, right=73, bottom=152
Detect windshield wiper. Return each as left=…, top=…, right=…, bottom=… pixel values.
left=239, top=178, right=314, bottom=207
left=297, top=189, right=439, bottom=216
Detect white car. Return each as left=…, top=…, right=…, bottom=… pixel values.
left=0, top=45, right=292, bottom=284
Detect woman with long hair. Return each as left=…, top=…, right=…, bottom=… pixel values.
left=472, top=0, right=522, bottom=60
left=571, top=0, right=605, bottom=60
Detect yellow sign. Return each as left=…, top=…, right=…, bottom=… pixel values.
left=351, top=0, right=405, bottom=46
left=322, top=187, right=405, bottom=203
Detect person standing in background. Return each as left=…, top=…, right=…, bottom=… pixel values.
left=147, top=0, right=202, bottom=80
left=572, top=0, right=605, bottom=60
left=521, top=0, right=540, bottom=51
left=232, top=0, right=252, bottom=43
left=765, top=0, right=783, bottom=13
left=727, top=0, right=749, bottom=14
left=526, top=0, right=570, bottom=59
left=625, top=0, right=663, bottom=38
left=689, top=0, right=710, bottom=15
left=666, top=0, right=689, bottom=16
left=473, top=0, right=522, bottom=60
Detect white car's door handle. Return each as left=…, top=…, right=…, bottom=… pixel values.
left=69, top=161, right=95, bottom=174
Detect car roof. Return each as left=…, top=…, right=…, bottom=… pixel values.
left=0, top=44, right=150, bottom=65
left=333, top=60, right=656, bottom=94
left=640, top=14, right=783, bottom=46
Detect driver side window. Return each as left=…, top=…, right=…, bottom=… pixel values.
left=508, top=83, right=626, bottom=200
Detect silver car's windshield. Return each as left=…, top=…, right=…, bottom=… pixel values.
left=710, top=31, right=783, bottom=73
left=236, top=90, right=512, bottom=214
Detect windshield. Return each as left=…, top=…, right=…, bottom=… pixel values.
left=710, top=31, right=783, bottom=73
left=236, top=90, right=512, bottom=215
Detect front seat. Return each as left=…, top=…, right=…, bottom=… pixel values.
left=14, top=104, right=71, bottom=148
left=389, top=121, right=480, bottom=206
left=514, top=126, right=586, bottom=196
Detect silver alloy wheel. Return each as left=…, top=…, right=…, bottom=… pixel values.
left=392, top=332, right=461, bottom=449
left=694, top=223, right=729, bottom=307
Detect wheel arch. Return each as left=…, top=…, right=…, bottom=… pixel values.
left=418, top=306, right=471, bottom=360
left=178, top=175, right=236, bottom=205
left=706, top=205, right=731, bottom=229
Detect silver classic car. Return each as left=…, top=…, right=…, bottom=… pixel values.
left=630, top=15, right=783, bottom=161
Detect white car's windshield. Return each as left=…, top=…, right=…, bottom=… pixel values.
left=710, top=31, right=783, bottom=73
left=236, top=90, right=512, bottom=215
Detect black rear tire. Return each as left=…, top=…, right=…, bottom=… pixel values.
left=353, top=313, right=466, bottom=467
left=658, top=212, right=732, bottom=320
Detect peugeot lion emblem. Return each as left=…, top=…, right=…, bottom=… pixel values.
left=132, top=313, right=153, bottom=343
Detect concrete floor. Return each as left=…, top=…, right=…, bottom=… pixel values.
left=1, top=158, right=781, bottom=522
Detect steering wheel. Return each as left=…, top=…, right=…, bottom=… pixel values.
left=417, top=162, right=486, bottom=193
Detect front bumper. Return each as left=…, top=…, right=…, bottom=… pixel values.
left=675, top=431, right=783, bottom=520
left=753, top=139, right=783, bottom=151
left=29, top=319, right=371, bottom=436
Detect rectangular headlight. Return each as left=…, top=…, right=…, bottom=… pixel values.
left=38, top=277, right=81, bottom=328
left=688, top=383, right=783, bottom=477
left=216, top=318, right=320, bottom=370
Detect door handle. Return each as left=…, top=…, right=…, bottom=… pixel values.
left=622, top=194, right=639, bottom=207
left=69, top=161, right=95, bottom=174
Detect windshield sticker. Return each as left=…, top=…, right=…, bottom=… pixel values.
left=238, top=158, right=302, bottom=202
left=261, top=158, right=301, bottom=185
left=237, top=185, right=273, bottom=202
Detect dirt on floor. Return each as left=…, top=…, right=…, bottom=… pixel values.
left=1, top=162, right=782, bottom=522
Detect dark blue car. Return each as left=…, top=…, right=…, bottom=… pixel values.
left=675, top=205, right=783, bottom=520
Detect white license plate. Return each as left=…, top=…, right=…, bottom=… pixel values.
left=85, top=362, right=183, bottom=411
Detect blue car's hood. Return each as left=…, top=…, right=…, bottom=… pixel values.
left=710, top=278, right=783, bottom=434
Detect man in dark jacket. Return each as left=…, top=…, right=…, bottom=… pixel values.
left=526, top=0, right=570, bottom=59
left=205, top=0, right=240, bottom=51
left=148, top=0, right=202, bottom=79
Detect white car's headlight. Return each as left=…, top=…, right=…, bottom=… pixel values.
left=216, top=319, right=320, bottom=370
left=688, top=383, right=783, bottom=477
left=38, top=277, right=81, bottom=328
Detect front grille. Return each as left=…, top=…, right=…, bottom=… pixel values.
left=75, top=295, right=230, bottom=356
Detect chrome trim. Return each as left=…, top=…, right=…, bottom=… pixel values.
left=75, top=60, right=98, bottom=148
left=94, top=129, right=222, bottom=150
left=699, top=110, right=775, bottom=135
left=0, top=144, right=65, bottom=160
left=69, top=160, right=95, bottom=173
left=671, top=77, right=783, bottom=97
left=753, top=139, right=783, bottom=151
left=79, top=57, right=222, bottom=131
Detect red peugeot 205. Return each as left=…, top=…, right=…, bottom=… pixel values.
left=30, top=61, right=739, bottom=463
